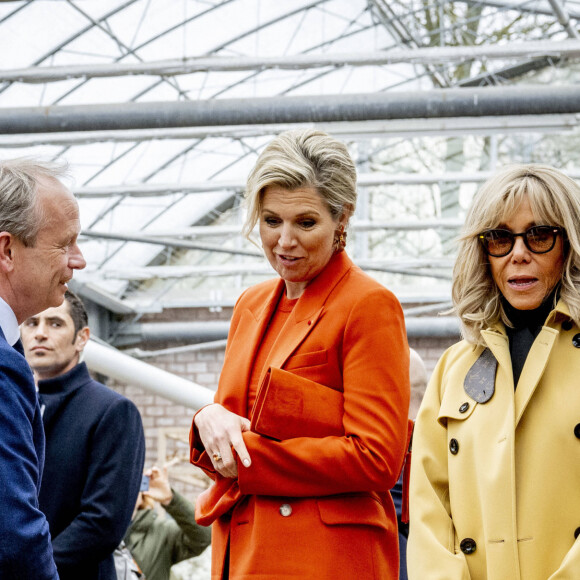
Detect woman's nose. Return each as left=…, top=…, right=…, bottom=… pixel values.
left=278, top=225, right=296, bottom=248
left=510, top=236, right=531, bottom=261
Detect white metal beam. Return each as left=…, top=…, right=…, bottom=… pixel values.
left=73, top=169, right=580, bottom=199
left=85, top=218, right=465, bottom=240
left=0, top=114, right=576, bottom=148
left=2, top=85, right=579, bottom=134
left=81, top=230, right=263, bottom=257
left=80, top=258, right=455, bottom=282
left=548, top=0, right=580, bottom=38
left=2, top=40, right=580, bottom=83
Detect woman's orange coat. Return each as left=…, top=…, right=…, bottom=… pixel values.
left=191, top=251, right=410, bottom=579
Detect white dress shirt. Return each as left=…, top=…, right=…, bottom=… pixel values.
left=0, top=295, right=20, bottom=347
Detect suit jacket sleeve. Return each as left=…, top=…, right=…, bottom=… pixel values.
left=0, top=354, right=59, bottom=579
left=407, top=350, right=471, bottom=580
left=238, top=286, right=410, bottom=497
left=51, top=396, right=145, bottom=569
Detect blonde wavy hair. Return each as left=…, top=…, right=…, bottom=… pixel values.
left=453, top=163, right=580, bottom=344
left=242, top=129, right=357, bottom=239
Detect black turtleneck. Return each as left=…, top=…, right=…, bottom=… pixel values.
left=503, top=289, right=558, bottom=388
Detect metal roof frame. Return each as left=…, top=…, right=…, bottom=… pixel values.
left=3, top=39, right=579, bottom=83
left=0, top=0, right=578, bottom=326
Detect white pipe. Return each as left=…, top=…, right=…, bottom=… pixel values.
left=83, top=339, right=215, bottom=409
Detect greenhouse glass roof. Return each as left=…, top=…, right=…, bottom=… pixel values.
left=0, top=0, right=579, bottom=320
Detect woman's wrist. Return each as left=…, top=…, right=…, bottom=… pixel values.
left=194, top=402, right=217, bottom=428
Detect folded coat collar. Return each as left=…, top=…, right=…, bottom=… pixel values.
left=253, top=251, right=355, bottom=324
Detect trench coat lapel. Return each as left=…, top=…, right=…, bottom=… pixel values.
left=482, top=300, right=567, bottom=428
left=513, top=327, right=557, bottom=426
left=481, top=329, right=512, bottom=387
left=512, top=300, right=568, bottom=426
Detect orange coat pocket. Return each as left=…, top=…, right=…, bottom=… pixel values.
left=317, top=493, right=388, bottom=529
left=285, top=349, right=328, bottom=370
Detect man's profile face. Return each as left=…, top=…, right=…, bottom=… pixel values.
left=21, top=300, right=85, bottom=381
left=10, top=176, right=86, bottom=322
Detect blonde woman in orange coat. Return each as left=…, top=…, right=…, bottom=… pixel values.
left=190, top=129, right=410, bottom=580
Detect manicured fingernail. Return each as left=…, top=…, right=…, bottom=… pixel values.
left=243, top=459, right=250, bottom=467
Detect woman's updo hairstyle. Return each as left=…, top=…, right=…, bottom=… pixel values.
left=242, top=129, right=357, bottom=239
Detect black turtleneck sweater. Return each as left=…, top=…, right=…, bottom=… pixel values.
left=503, top=290, right=558, bottom=388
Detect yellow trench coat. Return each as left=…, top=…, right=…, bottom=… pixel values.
left=409, top=300, right=580, bottom=580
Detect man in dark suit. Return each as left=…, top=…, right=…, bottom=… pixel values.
left=21, top=290, right=146, bottom=580
left=0, top=158, right=86, bottom=578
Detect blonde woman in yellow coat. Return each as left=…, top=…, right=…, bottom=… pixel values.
left=408, top=164, right=580, bottom=580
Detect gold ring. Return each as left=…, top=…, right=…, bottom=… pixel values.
left=212, top=452, right=222, bottom=462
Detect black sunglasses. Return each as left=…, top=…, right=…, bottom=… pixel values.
left=478, top=225, right=563, bottom=257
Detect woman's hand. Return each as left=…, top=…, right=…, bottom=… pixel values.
left=195, top=404, right=252, bottom=478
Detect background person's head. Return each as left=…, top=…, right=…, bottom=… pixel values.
left=452, top=164, right=580, bottom=343
left=409, top=348, right=428, bottom=420
left=21, top=290, right=90, bottom=381
left=243, top=130, right=357, bottom=298
left=0, top=159, right=86, bottom=323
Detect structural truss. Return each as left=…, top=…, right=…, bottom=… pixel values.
left=0, top=0, right=579, bottom=342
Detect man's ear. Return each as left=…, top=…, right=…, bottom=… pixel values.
left=0, top=232, right=15, bottom=273
left=75, top=326, right=90, bottom=353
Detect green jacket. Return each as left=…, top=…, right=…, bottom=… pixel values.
left=124, top=490, right=211, bottom=580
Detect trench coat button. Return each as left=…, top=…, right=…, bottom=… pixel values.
left=574, top=424, right=580, bottom=439
left=279, top=503, right=292, bottom=517
left=575, top=527, right=580, bottom=539
left=449, top=438, right=459, bottom=455
left=573, top=334, right=580, bottom=348
left=459, top=402, right=470, bottom=413
left=562, top=320, right=573, bottom=331
left=460, top=538, right=477, bottom=554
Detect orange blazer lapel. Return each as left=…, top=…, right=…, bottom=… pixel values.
left=262, top=252, right=354, bottom=376
left=218, top=279, right=285, bottom=416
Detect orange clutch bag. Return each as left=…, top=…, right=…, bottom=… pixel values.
left=250, top=367, right=344, bottom=441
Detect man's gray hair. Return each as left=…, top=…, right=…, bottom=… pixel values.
left=0, top=158, right=69, bottom=247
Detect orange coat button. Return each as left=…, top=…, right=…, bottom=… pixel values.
left=279, top=504, right=292, bottom=517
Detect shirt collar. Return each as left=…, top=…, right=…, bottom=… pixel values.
left=0, top=295, right=21, bottom=346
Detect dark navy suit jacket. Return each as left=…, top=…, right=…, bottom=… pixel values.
left=391, top=475, right=408, bottom=580
left=38, top=362, right=145, bottom=580
left=0, top=327, right=59, bottom=579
